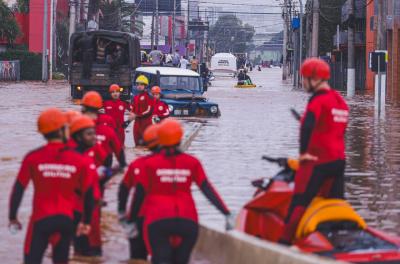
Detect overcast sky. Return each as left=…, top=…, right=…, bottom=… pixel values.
left=194, top=0, right=287, bottom=33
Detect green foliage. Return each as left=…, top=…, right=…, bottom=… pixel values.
left=0, top=0, right=21, bottom=45
left=98, top=0, right=136, bottom=32
left=318, top=0, right=346, bottom=54
left=56, top=13, right=69, bottom=72
left=0, top=50, right=42, bottom=80
left=209, top=15, right=255, bottom=53
left=16, top=0, right=29, bottom=13
left=99, top=0, right=121, bottom=31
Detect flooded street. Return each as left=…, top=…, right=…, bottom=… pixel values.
left=1, top=68, right=400, bottom=262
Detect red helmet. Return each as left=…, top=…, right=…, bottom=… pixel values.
left=109, top=84, right=120, bottom=93
left=300, top=58, right=331, bottom=80
left=158, top=118, right=183, bottom=147
left=151, top=86, right=161, bottom=94
left=70, top=115, right=95, bottom=135
left=143, top=124, right=160, bottom=148
left=82, top=91, right=103, bottom=109
left=37, top=108, right=67, bottom=135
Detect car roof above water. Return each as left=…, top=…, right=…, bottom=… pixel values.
left=136, top=67, right=200, bottom=77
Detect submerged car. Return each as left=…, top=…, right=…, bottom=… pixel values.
left=133, top=67, right=221, bottom=117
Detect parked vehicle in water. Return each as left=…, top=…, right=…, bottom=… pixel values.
left=134, top=66, right=221, bottom=117
left=236, top=156, right=400, bottom=263
left=69, top=30, right=141, bottom=100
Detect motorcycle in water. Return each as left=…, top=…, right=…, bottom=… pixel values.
left=236, top=156, right=400, bottom=263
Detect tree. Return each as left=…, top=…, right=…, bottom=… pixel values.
left=318, top=0, right=346, bottom=53
left=209, top=15, right=255, bottom=53
left=99, top=0, right=138, bottom=32
left=0, top=0, right=21, bottom=46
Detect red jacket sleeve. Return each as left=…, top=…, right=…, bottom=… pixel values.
left=193, top=160, right=230, bottom=215
left=9, top=154, right=33, bottom=220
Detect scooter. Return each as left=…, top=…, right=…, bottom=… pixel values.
left=236, top=156, right=400, bottom=263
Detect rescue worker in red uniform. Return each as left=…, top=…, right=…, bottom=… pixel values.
left=81, top=91, right=126, bottom=208
left=150, top=86, right=170, bottom=123
left=81, top=91, right=126, bottom=170
left=69, top=115, right=105, bottom=256
left=129, top=118, right=233, bottom=264
left=118, top=124, right=161, bottom=261
left=8, top=108, right=95, bottom=264
left=279, top=58, right=349, bottom=245
left=103, top=84, right=131, bottom=145
left=131, top=75, right=153, bottom=146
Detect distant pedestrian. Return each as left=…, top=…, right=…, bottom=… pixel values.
left=149, top=47, right=163, bottom=66
left=190, top=56, right=199, bottom=72
left=180, top=56, right=189, bottom=69
left=172, top=49, right=181, bottom=67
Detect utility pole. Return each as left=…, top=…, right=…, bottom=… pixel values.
left=171, top=0, right=176, bottom=51
left=282, top=0, right=288, bottom=80
left=151, top=12, right=154, bottom=49
left=49, top=0, right=54, bottom=80
left=186, top=0, right=190, bottom=56
left=376, top=0, right=386, bottom=49
left=299, top=0, right=303, bottom=69
left=42, top=0, right=48, bottom=82
left=69, top=0, right=76, bottom=40
left=155, top=0, right=159, bottom=46
left=347, top=0, right=355, bottom=97
left=311, top=0, right=319, bottom=57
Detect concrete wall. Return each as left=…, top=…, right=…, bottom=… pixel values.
left=192, top=224, right=346, bottom=264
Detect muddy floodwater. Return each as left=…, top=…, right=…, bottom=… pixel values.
left=0, top=68, right=399, bottom=263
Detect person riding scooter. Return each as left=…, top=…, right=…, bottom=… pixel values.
left=279, top=58, right=349, bottom=245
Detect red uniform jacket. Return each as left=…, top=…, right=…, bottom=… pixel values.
left=300, top=88, right=349, bottom=163
left=95, top=120, right=122, bottom=159
left=152, top=99, right=170, bottom=121
left=103, top=99, right=130, bottom=128
left=9, top=142, right=96, bottom=223
left=97, top=114, right=117, bottom=130
left=131, top=91, right=153, bottom=118
left=118, top=154, right=155, bottom=218
left=134, top=151, right=229, bottom=224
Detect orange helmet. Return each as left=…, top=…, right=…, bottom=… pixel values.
left=70, top=115, right=95, bottom=135
left=109, top=84, right=120, bottom=93
left=37, top=108, right=67, bottom=135
left=158, top=118, right=183, bottom=146
left=151, top=86, right=161, bottom=94
left=82, top=91, right=103, bottom=109
left=143, top=124, right=160, bottom=148
left=64, top=110, right=81, bottom=125
left=300, top=58, right=331, bottom=80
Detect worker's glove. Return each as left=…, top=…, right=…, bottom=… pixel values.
left=97, top=166, right=113, bottom=179
left=122, top=221, right=139, bottom=239
left=123, top=120, right=131, bottom=129
left=225, top=214, right=235, bottom=231
left=152, top=116, right=161, bottom=124
left=118, top=211, right=127, bottom=225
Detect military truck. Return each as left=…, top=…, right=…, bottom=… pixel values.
left=69, top=30, right=141, bottom=100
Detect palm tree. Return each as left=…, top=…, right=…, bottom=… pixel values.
left=0, top=0, right=21, bottom=46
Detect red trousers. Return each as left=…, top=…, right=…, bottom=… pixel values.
left=280, top=160, right=345, bottom=243
left=116, top=125, right=125, bottom=146
left=133, top=117, right=153, bottom=146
